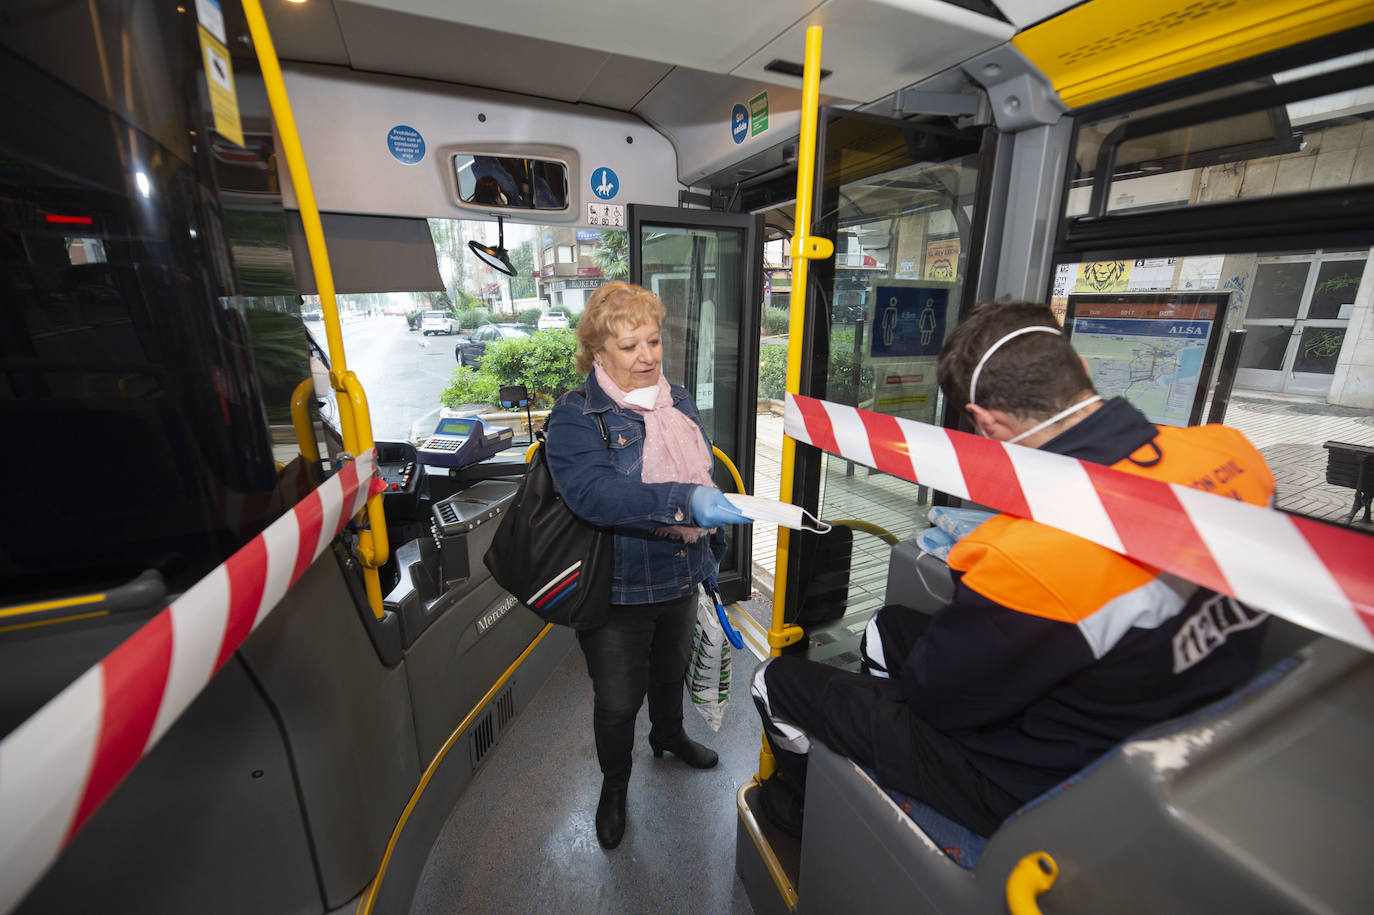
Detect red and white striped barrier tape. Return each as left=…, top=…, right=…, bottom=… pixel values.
left=785, top=393, right=1374, bottom=653
left=0, top=452, right=382, bottom=913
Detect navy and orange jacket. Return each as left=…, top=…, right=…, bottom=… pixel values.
left=904, top=398, right=1275, bottom=803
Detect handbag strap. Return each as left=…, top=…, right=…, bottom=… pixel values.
left=537, top=387, right=608, bottom=446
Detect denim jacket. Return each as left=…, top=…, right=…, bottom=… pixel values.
left=545, top=372, right=726, bottom=605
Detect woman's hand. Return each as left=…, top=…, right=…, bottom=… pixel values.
left=690, top=486, right=752, bottom=527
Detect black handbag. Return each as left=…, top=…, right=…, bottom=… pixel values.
left=483, top=404, right=612, bottom=629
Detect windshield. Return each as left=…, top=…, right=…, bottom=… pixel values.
left=247, top=218, right=608, bottom=445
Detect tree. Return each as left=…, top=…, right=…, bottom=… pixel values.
left=592, top=230, right=629, bottom=280
left=427, top=218, right=468, bottom=305
left=509, top=241, right=536, bottom=298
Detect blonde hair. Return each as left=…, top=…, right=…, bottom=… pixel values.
left=575, top=281, right=667, bottom=374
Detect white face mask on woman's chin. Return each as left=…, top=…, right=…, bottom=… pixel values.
left=597, top=321, right=663, bottom=392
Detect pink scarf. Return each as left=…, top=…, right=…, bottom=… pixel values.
left=594, top=364, right=716, bottom=541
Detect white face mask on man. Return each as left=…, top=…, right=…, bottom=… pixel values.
left=967, top=324, right=1100, bottom=444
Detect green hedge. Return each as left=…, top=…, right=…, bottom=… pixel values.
left=756, top=331, right=874, bottom=402
left=458, top=308, right=493, bottom=330
left=516, top=307, right=542, bottom=326
left=440, top=330, right=583, bottom=410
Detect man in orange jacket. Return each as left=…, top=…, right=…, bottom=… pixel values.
left=751, top=301, right=1275, bottom=837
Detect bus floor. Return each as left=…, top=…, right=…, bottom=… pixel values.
left=412, top=628, right=762, bottom=914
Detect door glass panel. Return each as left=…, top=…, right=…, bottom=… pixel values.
left=638, top=225, right=744, bottom=453
left=1293, top=326, right=1346, bottom=374
left=802, top=113, right=984, bottom=639
left=1239, top=323, right=1293, bottom=370
left=1310, top=258, right=1367, bottom=319
left=1248, top=262, right=1310, bottom=318
left=635, top=218, right=753, bottom=600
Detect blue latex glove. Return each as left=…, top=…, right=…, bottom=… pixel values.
left=689, top=486, right=752, bottom=527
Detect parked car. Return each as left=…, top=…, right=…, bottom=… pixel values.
left=536, top=311, right=570, bottom=331
left=455, top=323, right=534, bottom=368
left=420, top=310, right=460, bottom=335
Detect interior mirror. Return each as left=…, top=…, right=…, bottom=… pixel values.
left=454, top=153, right=569, bottom=210
left=468, top=215, right=517, bottom=276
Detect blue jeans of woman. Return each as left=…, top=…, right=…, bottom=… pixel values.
left=578, top=591, right=697, bottom=788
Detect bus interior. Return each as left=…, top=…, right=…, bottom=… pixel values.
left=3, top=1, right=1374, bottom=913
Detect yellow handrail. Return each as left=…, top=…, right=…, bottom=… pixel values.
left=289, top=377, right=322, bottom=470
left=832, top=519, right=898, bottom=546
left=712, top=446, right=745, bottom=495
left=1006, top=852, right=1058, bottom=915
left=760, top=24, right=829, bottom=781
left=241, top=0, right=388, bottom=619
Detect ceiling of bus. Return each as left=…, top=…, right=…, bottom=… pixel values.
left=258, top=0, right=1085, bottom=187
left=258, top=0, right=1080, bottom=111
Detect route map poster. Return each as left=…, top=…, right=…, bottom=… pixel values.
left=1065, top=294, right=1229, bottom=427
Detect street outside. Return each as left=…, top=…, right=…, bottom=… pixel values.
left=337, top=314, right=459, bottom=443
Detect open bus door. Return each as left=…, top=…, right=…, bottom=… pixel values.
left=628, top=205, right=764, bottom=606
left=779, top=108, right=991, bottom=658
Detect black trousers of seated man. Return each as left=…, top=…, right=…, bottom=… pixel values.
left=756, top=608, right=1020, bottom=836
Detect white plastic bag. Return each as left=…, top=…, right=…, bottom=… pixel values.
left=689, top=591, right=732, bottom=732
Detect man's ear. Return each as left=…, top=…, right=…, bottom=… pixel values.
left=1080, top=354, right=1091, bottom=376
left=966, top=403, right=1024, bottom=441
left=965, top=403, right=1000, bottom=438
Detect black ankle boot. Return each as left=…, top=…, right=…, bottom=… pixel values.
left=648, top=731, right=718, bottom=769
left=595, top=783, right=627, bottom=849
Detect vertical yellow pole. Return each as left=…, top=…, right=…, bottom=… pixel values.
left=241, top=0, right=388, bottom=618
left=759, top=25, right=834, bottom=780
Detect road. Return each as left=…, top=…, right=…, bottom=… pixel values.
left=336, top=315, right=459, bottom=442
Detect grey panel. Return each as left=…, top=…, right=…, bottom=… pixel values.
left=404, top=575, right=548, bottom=762
left=0, top=611, right=156, bottom=738
left=264, top=0, right=353, bottom=67
left=581, top=56, right=675, bottom=112
left=982, top=118, right=1073, bottom=301
left=238, top=552, right=423, bottom=909
left=287, top=212, right=444, bottom=295
left=334, top=2, right=612, bottom=104
left=372, top=625, right=575, bottom=914
left=17, top=659, right=320, bottom=915
left=883, top=540, right=955, bottom=615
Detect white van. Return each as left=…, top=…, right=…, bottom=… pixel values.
left=421, top=310, right=459, bottom=335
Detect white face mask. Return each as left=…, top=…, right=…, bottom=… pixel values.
left=723, top=493, right=832, bottom=533
left=1006, top=395, right=1103, bottom=444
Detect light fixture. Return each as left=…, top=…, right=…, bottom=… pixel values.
left=135, top=171, right=151, bottom=198
left=468, top=215, right=516, bottom=276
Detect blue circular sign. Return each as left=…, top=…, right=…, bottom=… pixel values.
left=590, top=166, right=619, bottom=200
left=731, top=103, right=749, bottom=145
left=387, top=125, right=425, bottom=165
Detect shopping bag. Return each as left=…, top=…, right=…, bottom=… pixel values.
left=689, top=590, right=732, bottom=732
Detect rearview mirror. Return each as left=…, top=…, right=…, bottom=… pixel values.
left=454, top=153, right=569, bottom=211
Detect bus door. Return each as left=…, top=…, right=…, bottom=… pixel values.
left=785, top=109, right=991, bottom=656
left=628, top=206, right=764, bottom=605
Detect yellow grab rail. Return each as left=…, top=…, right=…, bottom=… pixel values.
left=1006, top=852, right=1058, bottom=915
left=760, top=24, right=828, bottom=781
left=289, top=377, right=323, bottom=470
left=712, top=445, right=745, bottom=495
left=242, top=0, right=388, bottom=619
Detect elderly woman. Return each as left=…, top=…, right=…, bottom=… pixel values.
left=545, top=281, right=750, bottom=850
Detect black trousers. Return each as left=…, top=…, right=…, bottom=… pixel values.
left=577, top=591, right=697, bottom=788
left=753, top=635, right=1020, bottom=836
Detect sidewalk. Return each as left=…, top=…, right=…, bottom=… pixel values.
left=744, top=395, right=1374, bottom=615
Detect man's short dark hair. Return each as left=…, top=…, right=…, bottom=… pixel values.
left=937, top=302, right=1095, bottom=419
